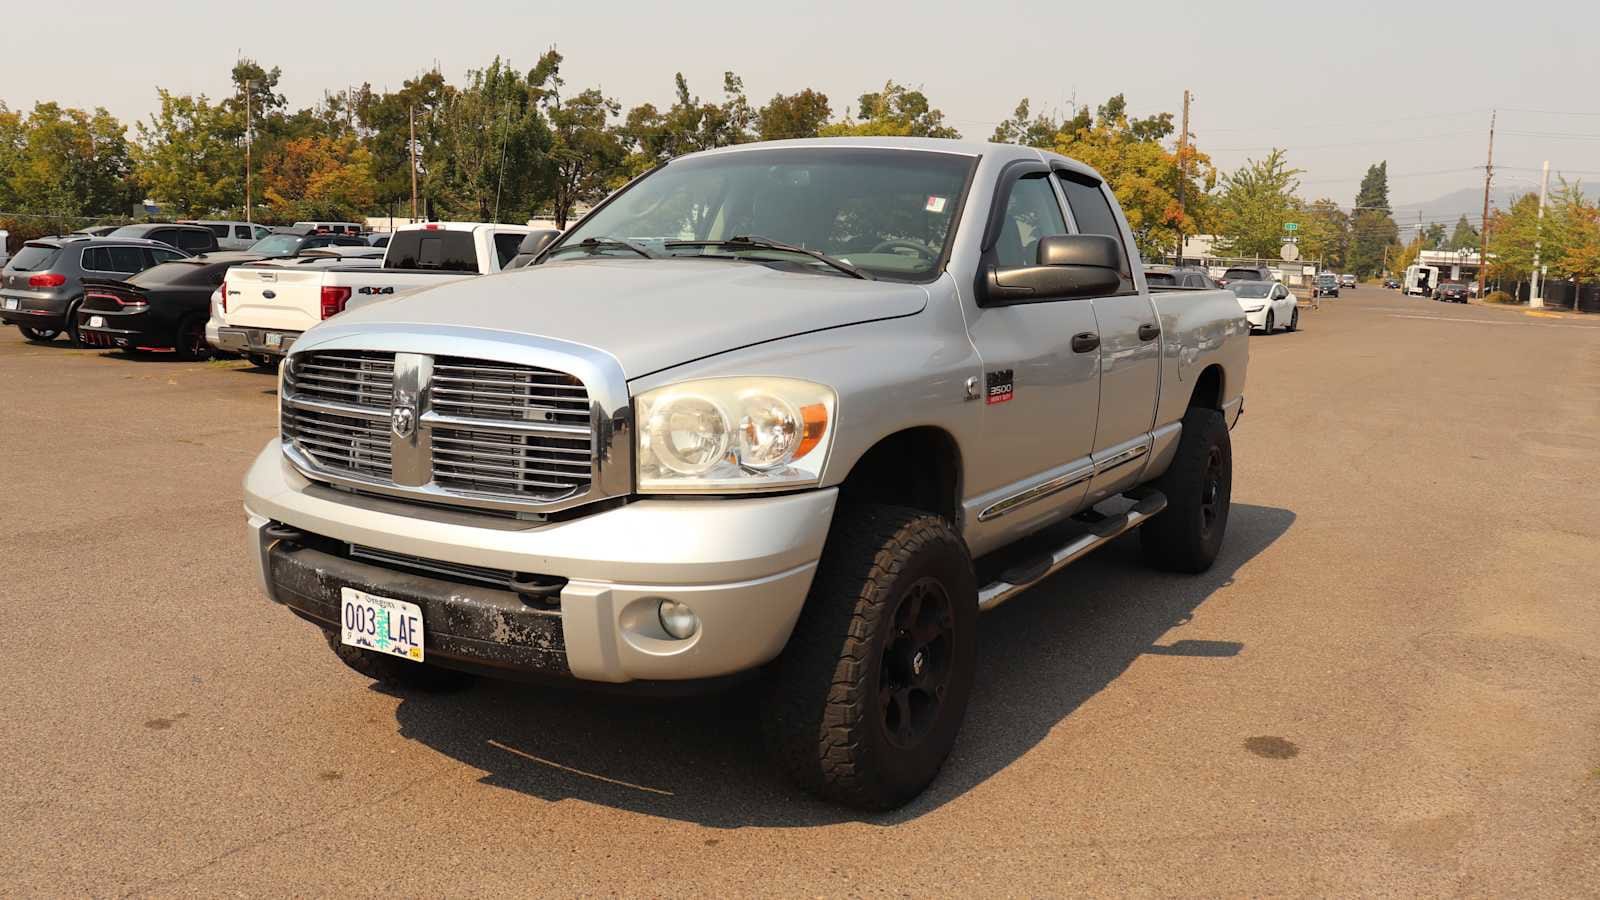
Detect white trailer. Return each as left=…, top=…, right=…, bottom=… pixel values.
left=1404, top=264, right=1440, bottom=297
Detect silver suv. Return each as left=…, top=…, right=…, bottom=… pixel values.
left=0, top=237, right=188, bottom=344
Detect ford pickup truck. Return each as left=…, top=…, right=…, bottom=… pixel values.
left=244, top=138, right=1249, bottom=810
left=214, top=222, right=540, bottom=362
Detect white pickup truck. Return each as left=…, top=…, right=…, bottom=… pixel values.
left=213, top=222, right=541, bottom=362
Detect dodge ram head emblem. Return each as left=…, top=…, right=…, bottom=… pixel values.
left=391, top=405, right=416, bottom=439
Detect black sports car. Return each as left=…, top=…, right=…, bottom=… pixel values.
left=77, top=252, right=260, bottom=359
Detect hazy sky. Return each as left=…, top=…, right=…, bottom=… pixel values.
left=5, top=0, right=1598, bottom=222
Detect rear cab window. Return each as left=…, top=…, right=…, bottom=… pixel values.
left=385, top=230, right=478, bottom=272
left=1057, top=172, right=1134, bottom=292
left=493, top=232, right=525, bottom=270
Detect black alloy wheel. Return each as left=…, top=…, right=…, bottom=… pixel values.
left=879, top=577, right=956, bottom=750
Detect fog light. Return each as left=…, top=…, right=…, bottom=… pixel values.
left=657, top=599, right=699, bottom=639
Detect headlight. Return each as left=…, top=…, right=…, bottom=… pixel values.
left=636, top=377, right=835, bottom=493
left=1243, top=305, right=1264, bottom=313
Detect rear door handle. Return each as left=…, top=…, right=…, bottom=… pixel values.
left=1071, top=332, right=1100, bottom=353
left=1138, top=323, right=1161, bottom=342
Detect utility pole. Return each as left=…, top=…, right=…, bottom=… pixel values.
left=1531, top=159, right=1550, bottom=308
left=409, top=104, right=419, bottom=221
left=1175, top=89, right=1191, bottom=265
left=244, top=79, right=253, bottom=225
left=1478, top=109, right=1495, bottom=299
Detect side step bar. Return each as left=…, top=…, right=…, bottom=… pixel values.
left=976, top=491, right=1168, bottom=613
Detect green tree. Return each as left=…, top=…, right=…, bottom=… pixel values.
left=820, top=81, right=959, bottom=138
left=358, top=70, right=453, bottom=211
left=620, top=72, right=754, bottom=174
left=1485, top=193, right=1544, bottom=284
left=756, top=89, right=831, bottom=141
left=532, top=51, right=626, bottom=228
left=1349, top=161, right=1397, bottom=277
left=133, top=90, right=244, bottom=216
left=1296, top=198, right=1351, bottom=269
left=1447, top=214, right=1480, bottom=251
left=0, top=101, right=136, bottom=220
left=990, top=98, right=1061, bottom=148
left=431, top=57, right=553, bottom=221
left=1421, top=222, right=1446, bottom=250
left=1211, top=149, right=1300, bottom=259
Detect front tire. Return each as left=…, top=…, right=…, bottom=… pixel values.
left=763, top=505, right=978, bottom=811
left=1264, top=310, right=1275, bottom=334
left=322, top=629, right=475, bottom=692
left=1140, top=406, right=1233, bottom=574
left=1286, top=306, right=1299, bottom=331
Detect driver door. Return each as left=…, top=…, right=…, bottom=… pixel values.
left=962, top=166, right=1102, bottom=547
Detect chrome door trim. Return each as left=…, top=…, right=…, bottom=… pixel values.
left=977, top=463, right=1095, bottom=523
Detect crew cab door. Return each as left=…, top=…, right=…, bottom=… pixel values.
left=1055, top=170, right=1162, bottom=502
left=961, top=164, right=1102, bottom=543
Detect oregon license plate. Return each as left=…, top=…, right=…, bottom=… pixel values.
left=88, top=316, right=106, bottom=328
left=339, top=588, right=424, bottom=662
left=265, top=332, right=283, bottom=348
left=3, top=298, right=16, bottom=310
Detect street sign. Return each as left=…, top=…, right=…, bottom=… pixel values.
left=1284, top=222, right=1299, bottom=232
left=1280, top=243, right=1301, bottom=262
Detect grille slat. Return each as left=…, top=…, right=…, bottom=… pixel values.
left=281, top=350, right=595, bottom=507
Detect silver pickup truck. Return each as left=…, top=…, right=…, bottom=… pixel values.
left=244, top=138, right=1248, bottom=809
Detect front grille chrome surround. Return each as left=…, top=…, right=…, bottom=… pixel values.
left=278, top=336, right=632, bottom=515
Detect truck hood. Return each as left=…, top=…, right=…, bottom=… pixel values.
left=322, top=258, right=930, bottom=378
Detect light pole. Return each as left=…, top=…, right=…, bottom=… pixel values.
left=244, top=79, right=253, bottom=225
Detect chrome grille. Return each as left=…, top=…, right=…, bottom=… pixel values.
left=280, top=405, right=393, bottom=479
left=429, top=358, right=590, bottom=425
left=431, top=426, right=593, bottom=498
left=279, top=349, right=598, bottom=511
left=285, top=351, right=394, bottom=408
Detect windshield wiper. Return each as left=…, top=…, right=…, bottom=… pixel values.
left=550, top=236, right=660, bottom=260
left=666, top=235, right=874, bottom=280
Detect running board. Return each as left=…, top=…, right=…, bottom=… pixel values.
left=976, top=491, right=1168, bottom=613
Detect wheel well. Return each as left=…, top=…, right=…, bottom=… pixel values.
left=836, top=427, right=962, bottom=525
left=1189, top=365, right=1224, bottom=410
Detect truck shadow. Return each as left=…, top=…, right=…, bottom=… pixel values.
left=389, top=503, right=1294, bottom=828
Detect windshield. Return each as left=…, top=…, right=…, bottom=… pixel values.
left=1232, top=282, right=1273, bottom=299
left=1318, top=275, right=1336, bottom=283
left=248, top=235, right=302, bottom=256
left=553, top=147, right=975, bottom=282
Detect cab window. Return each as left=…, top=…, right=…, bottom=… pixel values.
left=1057, top=172, right=1134, bottom=292
left=993, top=174, right=1068, bottom=269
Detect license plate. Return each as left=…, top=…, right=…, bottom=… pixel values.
left=3, top=299, right=16, bottom=310
left=88, top=316, right=106, bottom=328
left=339, top=588, right=425, bottom=662
left=265, top=332, right=283, bottom=348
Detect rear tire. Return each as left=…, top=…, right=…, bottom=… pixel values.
left=322, top=629, right=475, bottom=692
left=1140, top=406, right=1232, bottom=574
left=763, top=505, right=978, bottom=811
left=1264, top=311, right=1275, bottom=334
left=18, top=326, right=59, bottom=342
left=173, top=314, right=212, bottom=361
left=63, top=301, right=83, bottom=347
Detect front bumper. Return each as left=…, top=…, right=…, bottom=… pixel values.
left=215, top=326, right=301, bottom=356
left=1241, top=308, right=1270, bottom=328
left=244, top=441, right=836, bottom=683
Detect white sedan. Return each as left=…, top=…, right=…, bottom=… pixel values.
left=1230, top=280, right=1300, bottom=333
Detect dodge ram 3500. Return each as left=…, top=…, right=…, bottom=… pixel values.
left=244, top=138, right=1249, bottom=810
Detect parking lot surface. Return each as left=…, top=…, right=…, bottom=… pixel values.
left=2, top=289, right=1598, bottom=896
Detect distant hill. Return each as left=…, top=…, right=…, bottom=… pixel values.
left=1391, top=185, right=1537, bottom=228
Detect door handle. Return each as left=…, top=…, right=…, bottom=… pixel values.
left=1071, top=332, right=1100, bottom=353
left=1137, top=323, right=1161, bottom=342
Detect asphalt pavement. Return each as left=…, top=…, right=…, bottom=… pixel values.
left=1, top=288, right=1597, bottom=896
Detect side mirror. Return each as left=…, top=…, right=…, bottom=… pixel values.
left=518, top=229, right=560, bottom=257
left=980, top=234, right=1123, bottom=306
